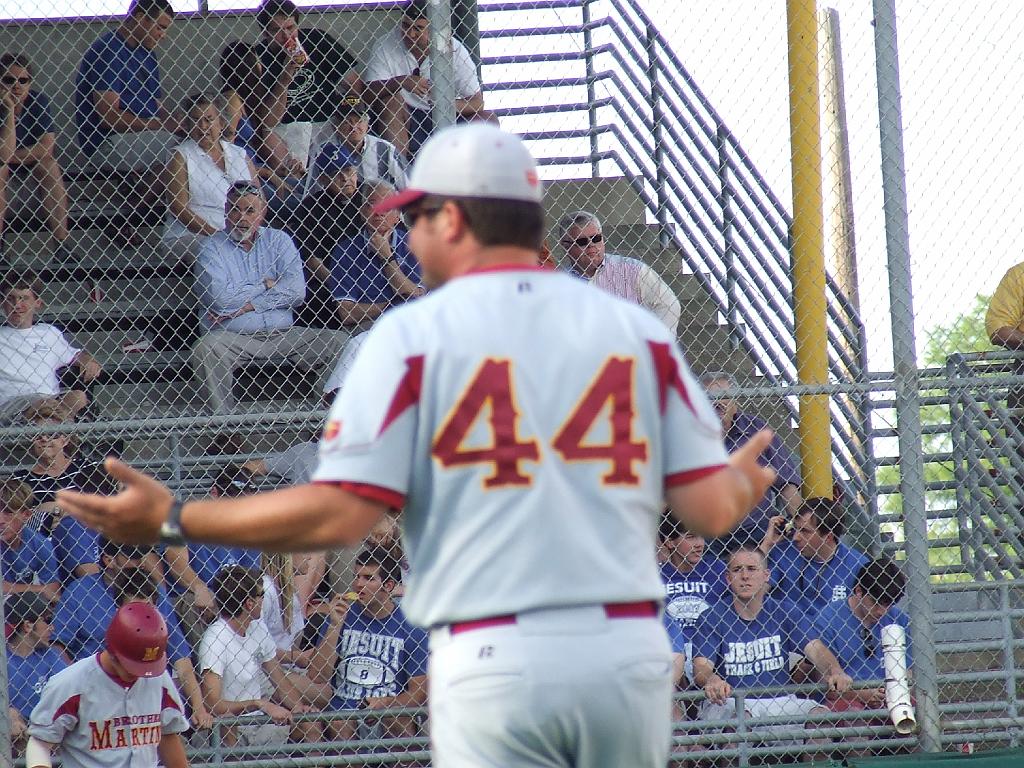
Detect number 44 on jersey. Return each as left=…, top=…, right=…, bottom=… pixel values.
left=431, top=357, right=649, bottom=488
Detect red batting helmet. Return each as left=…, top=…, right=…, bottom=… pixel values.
left=105, top=601, right=168, bottom=678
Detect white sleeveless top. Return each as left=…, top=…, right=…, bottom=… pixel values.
left=163, top=139, right=253, bottom=241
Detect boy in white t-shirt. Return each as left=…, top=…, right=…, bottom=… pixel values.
left=0, top=269, right=102, bottom=424
left=198, top=565, right=319, bottom=747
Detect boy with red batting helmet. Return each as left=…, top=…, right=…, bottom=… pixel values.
left=26, top=601, right=190, bottom=768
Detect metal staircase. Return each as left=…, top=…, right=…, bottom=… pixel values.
left=478, top=0, right=875, bottom=513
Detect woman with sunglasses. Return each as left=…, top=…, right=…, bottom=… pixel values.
left=0, top=53, right=75, bottom=264
left=162, top=91, right=258, bottom=264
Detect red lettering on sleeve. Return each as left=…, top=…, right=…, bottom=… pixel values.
left=378, top=355, right=425, bottom=437
left=54, top=694, right=81, bottom=721
left=161, top=687, right=182, bottom=713
left=647, top=341, right=696, bottom=416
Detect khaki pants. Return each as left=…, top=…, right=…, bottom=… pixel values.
left=192, top=327, right=349, bottom=414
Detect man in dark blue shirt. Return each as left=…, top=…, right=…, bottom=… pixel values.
left=330, top=179, right=422, bottom=332
left=74, top=0, right=180, bottom=246
left=74, top=0, right=179, bottom=164
left=761, top=497, right=869, bottom=618
left=701, top=371, right=802, bottom=555
left=813, top=559, right=912, bottom=714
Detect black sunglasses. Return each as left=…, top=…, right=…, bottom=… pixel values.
left=561, top=233, right=603, bottom=249
left=1, top=75, right=30, bottom=86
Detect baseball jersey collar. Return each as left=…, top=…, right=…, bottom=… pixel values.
left=462, top=264, right=550, bottom=277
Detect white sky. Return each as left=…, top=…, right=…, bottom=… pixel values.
left=2, top=0, right=1016, bottom=368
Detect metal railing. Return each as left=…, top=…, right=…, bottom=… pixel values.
left=477, top=0, right=876, bottom=521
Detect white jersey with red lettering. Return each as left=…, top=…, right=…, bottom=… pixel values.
left=312, top=265, right=728, bottom=628
left=28, top=654, right=188, bottom=768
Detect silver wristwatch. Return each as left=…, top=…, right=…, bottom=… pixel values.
left=159, top=498, right=187, bottom=547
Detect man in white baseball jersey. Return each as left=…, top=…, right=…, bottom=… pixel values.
left=26, top=601, right=190, bottom=768
left=59, top=123, right=777, bottom=768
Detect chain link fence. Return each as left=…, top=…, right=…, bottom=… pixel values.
left=0, top=0, right=1021, bottom=765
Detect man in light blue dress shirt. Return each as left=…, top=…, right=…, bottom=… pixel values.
left=192, top=181, right=349, bottom=414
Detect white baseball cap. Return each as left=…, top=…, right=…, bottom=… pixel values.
left=373, top=123, right=543, bottom=213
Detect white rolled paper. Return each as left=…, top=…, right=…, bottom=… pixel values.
left=881, top=623, right=916, bottom=735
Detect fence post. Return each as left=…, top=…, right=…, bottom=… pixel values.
left=428, top=0, right=457, bottom=131
left=581, top=0, right=599, bottom=177
left=644, top=22, right=670, bottom=248
left=0, top=578, right=11, bottom=768
left=715, top=125, right=741, bottom=352
left=873, top=0, right=942, bottom=752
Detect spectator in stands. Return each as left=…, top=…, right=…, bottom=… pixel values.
left=15, top=403, right=103, bottom=582
left=0, top=85, right=13, bottom=166
left=659, top=514, right=727, bottom=695
left=1, top=476, right=60, bottom=602
left=260, top=552, right=331, bottom=706
left=5, top=592, right=66, bottom=753
left=701, top=371, right=802, bottom=554
left=366, top=0, right=496, bottom=158
left=306, top=95, right=408, bottom=197
left=17, top=401, right=90, bottom=530
left=192, top=181, right=349, bottom=414
left=255, top=0, right=360, bottom=168
left=760, top=496, right=869, bottom=618
left=0, top=54, right=76, bottom=263
left=74, top=0, right=182, bottom=247
left=692, top=544, right=851, bottom=736
left=558, top=210, right=681, bottom=331
left=330, top=180, right=422, bottom=332
left=199, top=565, right=319, bottom=747
left=163, top=463, right=262, bottom=651
left=287, top=142, right=362, bottom=328
left=218, top=40, right=305, bottom=182
left=162, top=92, right=258, bottom=264
left=986, top=261, right=1024, bottom=350
left=309, top=547, right=428, bottom=742
left=0, top=269, right=102, bottom=425
left=50, top=539, right=212, bottom=730
left=813, top=559, right=911, bottom=728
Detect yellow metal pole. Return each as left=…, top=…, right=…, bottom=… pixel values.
left=787, top=0, right=833, bottom=499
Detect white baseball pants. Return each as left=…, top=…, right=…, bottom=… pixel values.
left=428, top=603, right=673, bottom=767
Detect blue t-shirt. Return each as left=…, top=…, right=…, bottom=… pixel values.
left=769, top=540, right=869, bottom=618
left=660, top=557, right=728, bottom=654
left=8, top=647, right=67, bottom=718
left=719, top=412, right=801, bottom=544
left=812, top=600, right=912, bottom=682
left=2, top=529, right=59, bottom=586
left=692, top=596, right=813, bottom=690
left=14, top=91, right=55, bottom=150
left=51, top=573, right=190, bottom=664
left=329, top=228, right=421, bottom=307
left=164, top=544, right=261, bottom=598
left=50, top=516, right=100, bottom=583
left=330, top=601, right=429, bottom=710
left=75, top=29, right=163, bottom=155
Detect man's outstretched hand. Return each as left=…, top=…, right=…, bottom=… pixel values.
left=56, top=458, right=173, bottom=544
